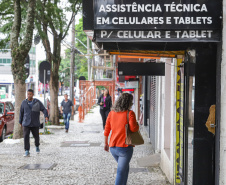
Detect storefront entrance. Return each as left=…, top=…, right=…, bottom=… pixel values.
left=83, top=0, right=222, bottom=183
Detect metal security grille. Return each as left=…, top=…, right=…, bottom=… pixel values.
left=149, top=76, right=157, bottom=151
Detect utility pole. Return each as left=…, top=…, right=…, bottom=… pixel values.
left=87, top=36, right=91, bottom=80
left=70, top=18, right=75, bottom=120
left=92, top=43, right=95, bottom=80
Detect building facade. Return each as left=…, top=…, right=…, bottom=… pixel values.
left=0, top=45, right=37, bottom=99
left=83, top=0, right=222, bottom=184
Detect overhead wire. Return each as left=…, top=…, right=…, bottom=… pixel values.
left=36, top=19, right=89, bottom=57
left=38, top=18, right=183, bottom=68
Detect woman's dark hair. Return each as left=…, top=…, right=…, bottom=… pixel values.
left=112, top=93, right=133, bottom=112
left=104, top=89, right=110, bottom=96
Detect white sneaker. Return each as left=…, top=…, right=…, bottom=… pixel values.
left=23, top=150, right=30, bottom=157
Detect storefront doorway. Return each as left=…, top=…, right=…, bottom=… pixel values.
left=83, top=0, right=221, bottom=183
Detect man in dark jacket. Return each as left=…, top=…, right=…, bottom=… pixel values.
left=19, top=89, right=49, bottom=157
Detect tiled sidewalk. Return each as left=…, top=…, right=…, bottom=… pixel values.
left=0, top=107, right=170, bottom=185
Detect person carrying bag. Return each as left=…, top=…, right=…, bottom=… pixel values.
left=125, top=110, right=144, bottom=146
left=104, top=93, right=144, bottom=185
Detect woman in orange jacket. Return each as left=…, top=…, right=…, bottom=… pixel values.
left=104, top=93, right=139, bottom=185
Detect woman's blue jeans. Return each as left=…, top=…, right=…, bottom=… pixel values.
left=110, top=146, right=133, bottom=185
left=63, top=113, right=71, bottom=130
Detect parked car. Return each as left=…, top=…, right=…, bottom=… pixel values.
left=0, top=101, right=15, bottom=142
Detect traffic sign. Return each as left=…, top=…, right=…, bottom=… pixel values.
left=39, top=61, right=51, bottom=84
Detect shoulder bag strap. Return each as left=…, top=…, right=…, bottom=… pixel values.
left=127, top=110, right=130, bottom=125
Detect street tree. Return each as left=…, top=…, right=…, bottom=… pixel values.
left=10, top=0, right=36, bottom=139
left=35, top=0, right=82, bottom=124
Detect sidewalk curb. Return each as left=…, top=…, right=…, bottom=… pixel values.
left=46, top=125, right=64, bottom=129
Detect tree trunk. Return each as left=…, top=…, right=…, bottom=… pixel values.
left=35, top=1, right=81, bottom=126
left=49, top=40, right=61, bottom=125
left=13, top=82, right=26, bottom=139
left=49, top=76, right=59, bottom=125
left=10, top=0, right=36, bottom=139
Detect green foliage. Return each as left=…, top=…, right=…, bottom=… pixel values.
left=0, top=0, right=13, bottom=49
left=8, top=133, right=13, bottom=139
left=59, top=17, right=89, bottom=87
left=75, top=17, right=90, bottom=54
left=35, top=0, right=82, bottom=41
left=59, top=51, right=88, bottom=87
left=46, top=121, right=52, bottom=126
left=39, top=127, right=53, bottom=135
left=96, top=86, right=105, bottom=90
left=35, top=0, right=82, bottom=124
left=0, top=0, right=29, bottom=49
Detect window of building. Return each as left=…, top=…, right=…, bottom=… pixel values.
left=29, top=47, right=36, bottom=55
left=30, top=60, right=36, bottom=67
left=0, top=58, right=12, bottom=64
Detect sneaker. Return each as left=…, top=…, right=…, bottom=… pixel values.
left=23, top=150, right=30, bottom=157
left=36, top=147, right=40, bottom=154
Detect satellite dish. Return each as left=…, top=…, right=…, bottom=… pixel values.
left=34, top=35, right=41, bottom=45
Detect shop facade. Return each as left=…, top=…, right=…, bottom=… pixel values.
left=83, top=0, right=222, bottom=184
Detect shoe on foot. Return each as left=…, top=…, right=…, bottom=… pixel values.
left=36, top=147, right=40, bottom=154
left=23, top=150, right=30, bottom=157
left=65, top=130, right=68, bottom=133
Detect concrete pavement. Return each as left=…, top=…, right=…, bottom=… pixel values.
left=0, top=107, right=170, bottom=185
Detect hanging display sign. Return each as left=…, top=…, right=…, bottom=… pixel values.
left=93, top=0, right=221, bottom=42
left=94, top=0, right=221, bottom=30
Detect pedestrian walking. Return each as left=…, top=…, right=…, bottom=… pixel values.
left=19, top=89, right=49, bottom=157
left=104, top=93, right=139, bottom=185
left=97, top=89, right=112, bottom=130
left=60, top=94, right=74, bottom=133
